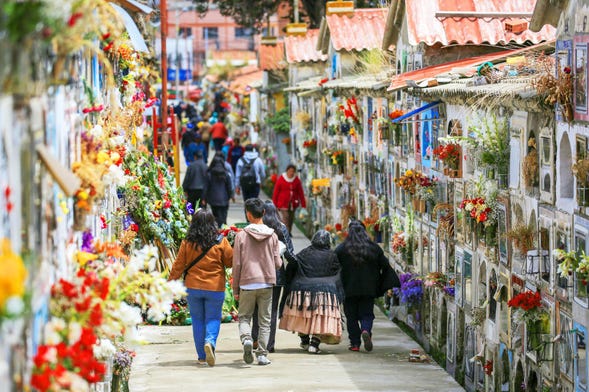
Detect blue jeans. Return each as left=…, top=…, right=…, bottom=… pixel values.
left=186, top=288, right=225, bottom=360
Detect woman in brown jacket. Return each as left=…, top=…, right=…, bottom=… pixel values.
left=169, top=210, right=233, bottom=366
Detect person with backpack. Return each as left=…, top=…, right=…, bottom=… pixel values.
left=235, top=144, right=266, bottom=201
left=203, top=155, right=235, bottom=227
left=272, top=164, right=306, bottom=234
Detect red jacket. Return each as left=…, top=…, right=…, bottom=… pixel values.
left=210, top=122, right=228, bottom=139
left=272, top=174, right=306, bottom=210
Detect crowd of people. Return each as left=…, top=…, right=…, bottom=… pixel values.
left=169, top=94, right=399, bottom=368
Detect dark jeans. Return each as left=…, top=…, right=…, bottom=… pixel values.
left=210, top=205, right=229, bottom=226
left=242, top=183, right=261, bottom=201
left=344, top=296, right=375, bottom=347
left=212, top=137, right=225, bottom=152
left=252, top=285, right=282, bottom=351
left=186, top=189, right=204, bottom=209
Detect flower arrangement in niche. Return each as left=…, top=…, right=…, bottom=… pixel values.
left=554, top=249, right=583, bottom=278
left=433, top=143, right=461, bottom=170
left=573, top=158, right=589, bottom=185
left=323, top=149, right=345, bottom=166
left=393, top=273, right=423, bottom=310
left=302, top=138, right=317, bottom=149
left=505, top=224, right=536, bottom=255
left=415, top=175, right=438, bottom=203
left=508, top=291, right=546, bottom=324
left=533, top=54, right=573, bottom=122
left=394, top=169, right=424, bottom=195
left=459, top=197, right=493, bottom=224
left=424, top=272, right=447, bottom=289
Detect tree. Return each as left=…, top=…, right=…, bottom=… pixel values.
left=192, top=1, right=381, bottom=32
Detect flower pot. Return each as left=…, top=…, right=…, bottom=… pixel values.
left=412, top=197, right=426, bottom=213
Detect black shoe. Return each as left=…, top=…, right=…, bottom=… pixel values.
left=361, top=330, right=373, bottom=352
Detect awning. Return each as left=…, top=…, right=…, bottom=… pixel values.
left=391, top=101, right=441, bottom=123
left=110, top=3, right=149, bottom=53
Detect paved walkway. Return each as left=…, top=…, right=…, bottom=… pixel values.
left=128, top=194, right=464, bottom=391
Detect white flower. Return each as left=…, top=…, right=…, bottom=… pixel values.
left=118, top=302, right=143, bottom=327
left=103, top=165, right=127, bottom=187
left=68, top=321, right=82, bottom=344
left=4, top=296, right=24, bottom=316
left=166, top=280, right=187, bottom=299
left=88, top=124, right=104, bottom=139
left=44, top=319, right=65, bottom=345
left=93, top=338, right=116, bottom=360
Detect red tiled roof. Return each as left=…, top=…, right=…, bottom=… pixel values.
left=387, top=41, right=553, bottom=91
left=406, top=0, right=555, bottom=46
left=326, top=8, right=388, bottom=52
left=227, top=69, right=263, bottom=95
left=284, top=29, right=328, bottom=63
left=259, top=42, right=287, bottom=71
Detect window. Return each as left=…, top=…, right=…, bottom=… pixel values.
left=178, top=27, right=192, bottom=37
left=557, top=230, right=570, bottom=290
left=540, top=227, right=551, bottom=282
left=234, top=27, right=253, bottom=38
left=576, top=231, right=589, bottom=305
left=559, top=313, right=574, bottom=381
left=464, top=251, right=472, bottom=306
left=575, top=326, right=588, bottom=391
left=202, top=27, right=219, bottom=39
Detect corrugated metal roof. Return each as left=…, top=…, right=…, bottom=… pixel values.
left=406, top=0, right=556, bottom=46
left=322, top=74, right=390, bottom=90
left=284, top=30, right=328, bottom=64
left=387, top=41, right=553, bottom=91
left=326, top=8, right=388, bottom=52
left=417, top=77, right=536, bottom=98
left=259, top=42, right=287, bottom=71
left=284, top=76, right=325, bottom=92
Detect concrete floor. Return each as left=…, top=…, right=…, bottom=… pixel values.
left=128, top=185, right=464, bottom=392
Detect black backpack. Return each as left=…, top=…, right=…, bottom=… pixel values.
left=239, top=157, right=257, bottom=190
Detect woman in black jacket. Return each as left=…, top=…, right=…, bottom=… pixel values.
left=203, top=155, right=234, bottom=226
left=335, top=220, right=398, bottom=352
left=279, top=230, right=343, bottom=353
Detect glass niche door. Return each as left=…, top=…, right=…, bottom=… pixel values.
left=574, top=323, right=588, bottom=392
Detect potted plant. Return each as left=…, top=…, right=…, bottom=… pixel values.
left=505, top=224, right=536, bottom=256
left=508, top=291, right=549, bottom=351
left=433, top=143, right=461, bottom=177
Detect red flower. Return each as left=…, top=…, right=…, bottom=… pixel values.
left=68, top=12, right=83, bottom=27
left=130, top=223, right=139, bottom=232
left=335, top=223, right=343, bottom=231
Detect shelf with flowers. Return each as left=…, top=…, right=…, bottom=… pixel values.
left=415, top=175, right=439, bottom=213
left=394, top=169, right=422, bottom=197
left=433, top=143, right=461, bottom=178
left=507, top=291, right=549, bottom=352
left=388, top=109, right=405, bottom=146
left=31, top=242, right=186, bottom=391
left=391, top=231, right=417, bottom=264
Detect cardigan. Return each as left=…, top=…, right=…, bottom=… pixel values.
left=272, top=174, right=306, bottom=210
left=169, top=237, right=233, bottom=291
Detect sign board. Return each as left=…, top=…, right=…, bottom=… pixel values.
left=167, top=68, right=192, bottom=82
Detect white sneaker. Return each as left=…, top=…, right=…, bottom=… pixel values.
left=257, top=355, right=271, bottom=365
left=308, top=345, right=321, bottom=354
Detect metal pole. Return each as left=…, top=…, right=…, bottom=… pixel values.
left=294, top=0, right=299, bottom=23
left=175, top=8, right=181, bottom=101
left=160, top=0, right=168, bottom=158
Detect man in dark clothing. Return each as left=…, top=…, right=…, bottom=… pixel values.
left=182, top=149, right=208, bottom=208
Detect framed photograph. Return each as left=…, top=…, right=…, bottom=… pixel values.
left=414, top=52, right=423, bottom=70
left=574, top=38, right=588, bottom=115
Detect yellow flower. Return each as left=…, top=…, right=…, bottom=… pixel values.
left=96, top=150, right=110, bottom=164
left=155, top=200, right=163, bottom=209
left=77, top=251, right=98, bottom=267
left=77, top=190, right=89, bottom=200
left=0, top=239, right=27, bottom=310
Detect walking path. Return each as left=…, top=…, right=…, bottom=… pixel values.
left=128, top=194, right=464, bottom=391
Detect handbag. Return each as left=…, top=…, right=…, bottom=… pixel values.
left=182, top=235, right=222, bottom=280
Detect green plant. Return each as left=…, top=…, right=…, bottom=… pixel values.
left=265, top=107, right=291, bottom=134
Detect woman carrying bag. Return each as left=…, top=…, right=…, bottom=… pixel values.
left=168, top=210, right=233, bottom=367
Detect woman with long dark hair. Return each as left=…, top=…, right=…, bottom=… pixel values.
left=251, top=200, right=294, bottom=352
left=335, top=220, right=398, bottom=352
left=168, top=210, right=233, bottom=366
left=203, top=154, right=234, bottom=226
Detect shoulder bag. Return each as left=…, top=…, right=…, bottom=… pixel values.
left=182, top=235, right=223, bottom=280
